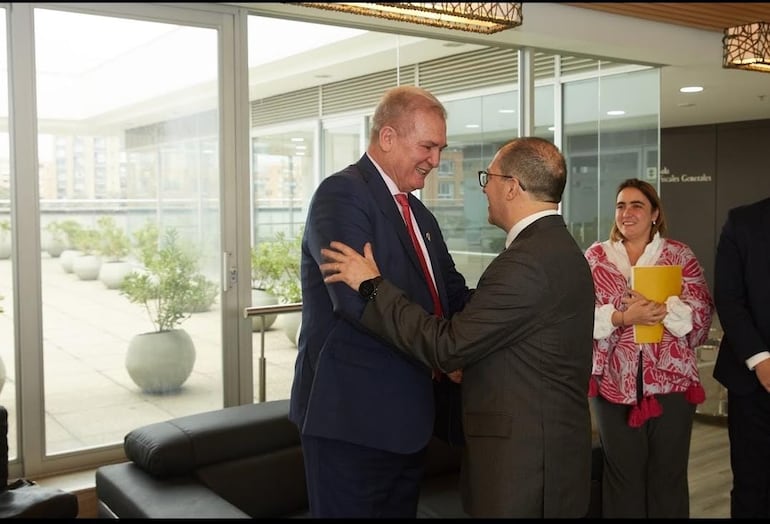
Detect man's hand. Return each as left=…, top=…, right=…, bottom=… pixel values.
left=755, top=359, right=770, bottom=393
left=446, top=369, right=463, bottom=384
left=320, top=241, right=381, bottom=291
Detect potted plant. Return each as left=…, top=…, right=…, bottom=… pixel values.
left=184, top=273, right=219, bottom=313
left=44, top=220, right=68, bottom=258
left=0, top=219, right=10, bottom=260
left=57, top=220, right=84, bottom=273
left=96, top=216, right=133, bottom=289
left=250, top=241, right=279, bottom=332
left=119, top=224, right=200, bottom=394
left=71, top=225, right=102, bottom=281
left=251, top=230, right=302, bottom=344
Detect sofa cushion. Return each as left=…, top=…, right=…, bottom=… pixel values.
left=196, top=446, right=308, bottom=517
left=125, top=399, right=299, bottom=477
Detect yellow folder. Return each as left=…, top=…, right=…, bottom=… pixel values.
left=631, top=265, right=682, bottom=344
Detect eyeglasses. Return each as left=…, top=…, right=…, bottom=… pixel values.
left=478, top=169, right=518, bottom=189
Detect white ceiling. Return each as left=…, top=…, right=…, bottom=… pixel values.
left=22, top=3, right=770, bottom=130
left=247, top=2, right=770, bottom=129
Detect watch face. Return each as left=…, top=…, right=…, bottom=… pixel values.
left=359, top=279, right=374, bottom=299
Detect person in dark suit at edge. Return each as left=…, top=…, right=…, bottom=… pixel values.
left=714, top=196, right=770, bottom=518
left=289, top=85, right=470, bottom=518
left=319, top=137, right=596, bottom=518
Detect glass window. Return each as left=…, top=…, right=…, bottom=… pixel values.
left=33, top=7, right=223, bottom=456
left=0, top=7, right=14, bottom=462
left=561, top=66, right=659, bottom=250
left=0, top=4, right=662, bottom=478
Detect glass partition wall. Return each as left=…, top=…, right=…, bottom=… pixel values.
left=1, top=3, right=659, bottom=478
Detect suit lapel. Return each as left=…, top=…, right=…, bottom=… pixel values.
left=357, top=156, right=429, bottom=279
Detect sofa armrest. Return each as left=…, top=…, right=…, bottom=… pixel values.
left=96, top=462, right=249, bottom=518
left=125, top=399, right=298, bottom=477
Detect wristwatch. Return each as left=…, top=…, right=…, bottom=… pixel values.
left=358, top=276, right=383, bottom=301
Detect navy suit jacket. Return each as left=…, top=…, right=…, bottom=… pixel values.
left=289, top=154, right=469, bottom=454
left=714, top=197, right=770, bottom=395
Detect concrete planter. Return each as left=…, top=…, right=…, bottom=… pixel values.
left=125, top=329, right=196, bottom=394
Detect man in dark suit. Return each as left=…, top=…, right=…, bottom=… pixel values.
left=713, top=197, right=770, bottom=518
left=289, top=86, right=470, bottom=518
left=320, top=137, right=596, bottom=518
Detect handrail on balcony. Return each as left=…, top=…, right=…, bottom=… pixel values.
left=243, top=302, right=303, bottom=318
left=243, top=302, right=303, bottom=402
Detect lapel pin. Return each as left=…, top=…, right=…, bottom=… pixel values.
left=425, top=232, right=431, bottom=242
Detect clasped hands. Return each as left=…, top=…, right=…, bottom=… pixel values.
left=622, top=289, right=667, bottom=325
left=321, top=240, right=463, bottom=384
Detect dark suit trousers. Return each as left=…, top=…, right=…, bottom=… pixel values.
left=727, top=388, right=770, bottom=517
left=300, top=433, right=426, bottom=518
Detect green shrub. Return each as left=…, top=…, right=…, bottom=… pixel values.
left=97, top=216, right=131, bottom=261
left=121, top=225, right=203, bottom=332
left=251, top=230, right=302, bottom=303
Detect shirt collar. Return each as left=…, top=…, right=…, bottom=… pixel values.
left=367, top=153, right=400, bottom=197
left=602, top=232, right=664, bottom=280
left=505, top=210, right=560, bottom=248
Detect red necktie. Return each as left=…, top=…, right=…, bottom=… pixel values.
left=395, top=193, right=443, bottom=318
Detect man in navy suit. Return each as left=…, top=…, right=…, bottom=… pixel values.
left=289, top=86, right=470, bottom=518
left=714, top=196, right=770, bottom=518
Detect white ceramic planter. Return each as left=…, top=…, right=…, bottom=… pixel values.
left=251, top=289, right=279, bottom=332
left=73, top=254, right=102, bottom=281
left=125, top=329, right=196, bottom=394
left=99, top=260, right=133, bottom=289
left=60, top=249, right=83, bottom=273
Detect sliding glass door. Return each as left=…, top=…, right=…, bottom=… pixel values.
left=6, top=2, right=248, bottom=477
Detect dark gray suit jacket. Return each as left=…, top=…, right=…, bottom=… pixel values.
left=361, top=214, right=595, bottom=518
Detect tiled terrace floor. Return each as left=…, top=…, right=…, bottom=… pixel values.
left=0, top=255, right=297, bottom=456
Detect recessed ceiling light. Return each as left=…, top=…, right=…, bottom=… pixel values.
left=606, top=110, right=625, bottom=116
left=465, top=124, right=480, bottom=129
left=680, top=86, right=704, bottom=93
left=547, top=126, right=556, bottom=131
left=498, top=109, right=515, bottom=114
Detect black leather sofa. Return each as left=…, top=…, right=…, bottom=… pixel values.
left=95, top=399, right=467, bottom=518
left=95, top=399, right=601, bottom=518
left=0, top=406, right=79, bottom=518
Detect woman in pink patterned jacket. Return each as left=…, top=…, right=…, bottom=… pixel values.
left=584, top=178, right=713, bottom=518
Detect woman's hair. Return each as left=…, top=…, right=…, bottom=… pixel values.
left=609, top=178, right=667, bottom=242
